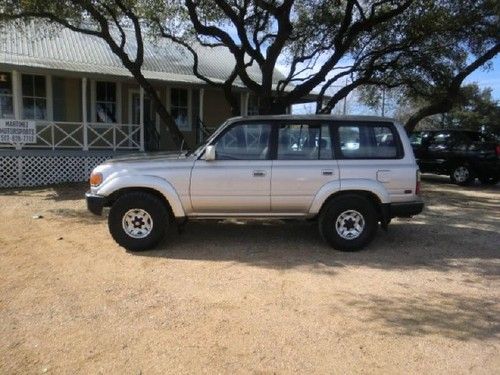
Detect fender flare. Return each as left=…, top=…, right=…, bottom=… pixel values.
left=308, top=178, right=390, bottom=215
left=96, top=175, right=186, bottom=217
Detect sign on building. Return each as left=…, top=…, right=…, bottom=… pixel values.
left=0, top=119, right=36, bottom=144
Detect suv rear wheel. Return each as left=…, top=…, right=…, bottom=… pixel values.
left=319, top=194, right=378, bottom=251
left=108, top=191, right=169, bottom=251
left=450, top=164, right=475, bottom=185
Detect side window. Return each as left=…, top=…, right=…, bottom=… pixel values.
left=277, top=123, right=333, bottom=160
left=215, top=123, right=271, bottom=160
left=338, top=124, right=399, bottom=159
left=409, top=132, right=423, bottom=146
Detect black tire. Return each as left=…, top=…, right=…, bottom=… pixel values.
left=449, top=164, right=475, bottom=185
left=108, top=191, right=169, bottom=251
left=319, top=194, right=378, bottom=252
left=478, top=175, right=499, bottom=185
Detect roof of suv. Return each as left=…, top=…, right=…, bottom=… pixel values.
left=231, top=115, right=397, bottom=123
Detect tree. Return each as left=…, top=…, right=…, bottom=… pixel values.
left=440, top=85, right=500, bottom=135
left=2, top=1, right=498, bottom=136
left=350, top=0, right=500, bottom=131
left=0, top=0, right=189, bottom=149
left=154, top=0, right=415, bottom=115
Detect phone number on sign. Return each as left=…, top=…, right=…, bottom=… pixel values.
left=0, top=134, right=36, bottom=143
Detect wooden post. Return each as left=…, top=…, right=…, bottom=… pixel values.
left=140, top=86, right=144, bottom=151
left=241, top=92, right=250, bottom=116
left=46, top=74, right=53, bottom=121
left=82, top=77, right=88, bottom=151
left=12, top=70, right=22, bottom=120
left=198, top=88, right=204, bottom=142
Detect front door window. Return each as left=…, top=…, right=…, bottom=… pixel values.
left=214, top=123, right=271, bottom=160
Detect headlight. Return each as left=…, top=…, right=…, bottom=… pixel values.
left=89, top=172, right=103, bottom=187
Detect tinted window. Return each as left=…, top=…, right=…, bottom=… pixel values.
left=410, top=132, right=423, bottom=146
left=338, top=124, right=399, bottom=159
left=215, top=123, right=271, bottom=160
left=277, top=123, right=332, bottom=160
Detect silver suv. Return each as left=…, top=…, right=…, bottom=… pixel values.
left=86, top=115, right=423, bottom=252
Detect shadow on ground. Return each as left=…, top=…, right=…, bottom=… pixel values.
left=0, top=182, right=87, bottom=201
left=335, top=291, right=500, bottom=341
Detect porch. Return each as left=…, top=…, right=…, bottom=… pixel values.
left=0, top=69, right=247, bottom=153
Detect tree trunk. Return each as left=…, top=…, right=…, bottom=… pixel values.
left=128, top=71, right=188, bottom=150
left=259, top=97, right=287, bottom=115
left=405, top=100, right=453, bottom=132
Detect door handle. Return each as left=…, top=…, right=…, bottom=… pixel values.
left=253, top=170, right=266, bottom=177
left=322, top=169, right=334, bottom=176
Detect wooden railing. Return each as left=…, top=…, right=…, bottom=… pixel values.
left=0, top=121, right=143, bottom=151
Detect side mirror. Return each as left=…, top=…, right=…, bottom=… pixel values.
left=204, top=145, right=216, bottom=161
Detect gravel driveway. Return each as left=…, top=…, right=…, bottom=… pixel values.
left=1, top=176, right=499, bottom=374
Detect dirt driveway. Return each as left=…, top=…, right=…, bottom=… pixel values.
left=1, top=176, right=499, bottom=374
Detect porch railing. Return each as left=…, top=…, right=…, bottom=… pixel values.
left=0, top=121, right=143, bottom=151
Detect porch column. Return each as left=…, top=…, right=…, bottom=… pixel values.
left=116, top=81, right=122, bottom=123
left=46, top=74, right=53, bottom=121
left=198, top=88, right=205, bottom=142
left=82, top=77, right=88, bottom=151
left=241, top=92, right=250, bottom=116
left=139, top=86, right=144, bottom=151
left=12, top=70, right=22, bottom=120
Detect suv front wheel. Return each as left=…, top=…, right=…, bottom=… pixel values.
left=108, top=191, right=170, bottom=251
left=319, top=194, right=378, bottom=251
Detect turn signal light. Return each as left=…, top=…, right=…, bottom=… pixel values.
left=416, top=170, right=421, bottom=195
left=90, top=172, right=103, bottom=187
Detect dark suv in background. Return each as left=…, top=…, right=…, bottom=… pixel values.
left=410, top=130, right=500, bottom=185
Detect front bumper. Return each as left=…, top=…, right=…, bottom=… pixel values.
left=85, top=192, right=107, bottom=216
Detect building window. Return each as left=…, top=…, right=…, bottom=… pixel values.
left=96, top=81, right=116, bottom=123
left=171, top=88, right=189, bottom=130
left=22, top=74, right=47, bottom=120
left=0, top=72, right=14, bottom=119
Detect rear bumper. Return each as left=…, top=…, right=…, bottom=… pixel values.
left=380, top=200, right=424, bottom=229
left=389, top=200, right=425, bottom=218
left=85, top=192, right=107, bottom=216
left=381, top=200, right=424, bottom=220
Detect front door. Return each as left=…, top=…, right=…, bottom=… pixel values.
left=190, top=122, right=272, bottom=214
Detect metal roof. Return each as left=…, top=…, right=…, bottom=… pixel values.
left=0, top=21, right=285, bottom=88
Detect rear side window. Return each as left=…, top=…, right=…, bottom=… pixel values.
left=277, top=123, right=333, bottom=160
left=337, top=123, right=401, bottom=159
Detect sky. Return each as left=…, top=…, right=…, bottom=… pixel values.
left=466, top=55, right=500, bottom=99
left=289, top=54, right=500, bottom=116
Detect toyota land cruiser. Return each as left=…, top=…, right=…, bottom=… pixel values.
left=86, top=115, right=424, bottom=252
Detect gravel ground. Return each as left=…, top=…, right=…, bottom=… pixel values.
left=0, top=176, right=499, bottom=374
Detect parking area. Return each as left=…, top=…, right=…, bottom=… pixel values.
left=1, top=176, right=499, bottom=374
